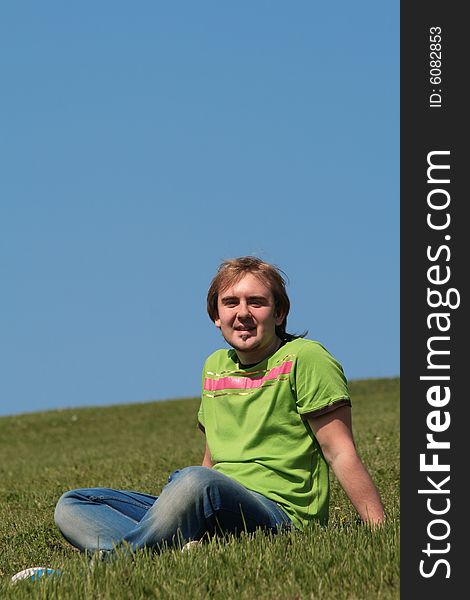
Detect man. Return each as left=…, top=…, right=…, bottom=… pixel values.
left=54, top=256, right=384, bottom=555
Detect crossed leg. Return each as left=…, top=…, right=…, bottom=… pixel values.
left=54, top=466, right=292, bottom=553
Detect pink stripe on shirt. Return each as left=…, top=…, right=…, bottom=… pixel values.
left=204, top=361, right=293, bottom=392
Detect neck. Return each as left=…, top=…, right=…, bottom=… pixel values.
left=236, top=336, right=282, bottom=366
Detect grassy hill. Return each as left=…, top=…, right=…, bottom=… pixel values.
left=0, top=377, right=399, bottom=599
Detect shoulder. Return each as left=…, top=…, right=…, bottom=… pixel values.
left=284, top=338, right=336, bottom=360
left=203, top=348, right=237, bottom=372
left=286, top=338, right=347, bottom=377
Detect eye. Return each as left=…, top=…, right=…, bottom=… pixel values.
left=248, top=297, right=268, bottom=307
left=222, top=298, right=238, bottom=307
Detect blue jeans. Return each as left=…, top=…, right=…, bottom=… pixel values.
left=54, top=466, right=292, bottom=553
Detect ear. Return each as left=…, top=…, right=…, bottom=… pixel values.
left=214, top=316, right=221, bottom=328
left=274, top=311, right=285, bottom=326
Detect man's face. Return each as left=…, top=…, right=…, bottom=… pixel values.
left=215, top=273, right=284, bottom=365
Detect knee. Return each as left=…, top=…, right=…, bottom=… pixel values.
left=169, top=467, right=217, bottom=495
left=162, top=466, right=222, bottom=513
left=54, top=489, right=83, bottom=529
left=54, top=490, right=73, bottom=526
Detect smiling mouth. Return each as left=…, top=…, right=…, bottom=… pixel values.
left=234, top=327, right=256, bottom=340
left=239, top=331, right=255, bottom=341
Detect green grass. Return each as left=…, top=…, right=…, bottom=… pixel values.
left=0, top=377, right=399, bottom=599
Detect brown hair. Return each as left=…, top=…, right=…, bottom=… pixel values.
left=207, top=256, right=305, bottom=341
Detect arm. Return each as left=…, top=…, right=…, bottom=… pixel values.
left=201, top=440, right=215, bottom=468
left=308, top=405, right=385, bottom=526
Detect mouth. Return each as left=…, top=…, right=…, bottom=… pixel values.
left=234, top=325, right=256, bottom=339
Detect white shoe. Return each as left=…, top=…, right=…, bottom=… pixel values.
left=11, top=567, right=61, bottom=583
left=181, top=540, right=200, bottom=552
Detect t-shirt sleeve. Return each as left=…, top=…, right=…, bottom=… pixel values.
left=197, top=360, right=206, bottom=432
left=294, top=342, right=351, bottom=417
left=197, top=405, right=205, bottom=432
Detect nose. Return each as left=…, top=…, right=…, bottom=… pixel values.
left=237, top=300, right=252, bottom=319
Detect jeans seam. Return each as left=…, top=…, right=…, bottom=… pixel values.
left=88, top=495, right=150, bottom=510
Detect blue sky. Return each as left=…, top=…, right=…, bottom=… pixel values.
left=0, top=1, right=399, bottom=416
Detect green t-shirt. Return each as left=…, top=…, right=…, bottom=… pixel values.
left=197, top=338, right=350, bottom=530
